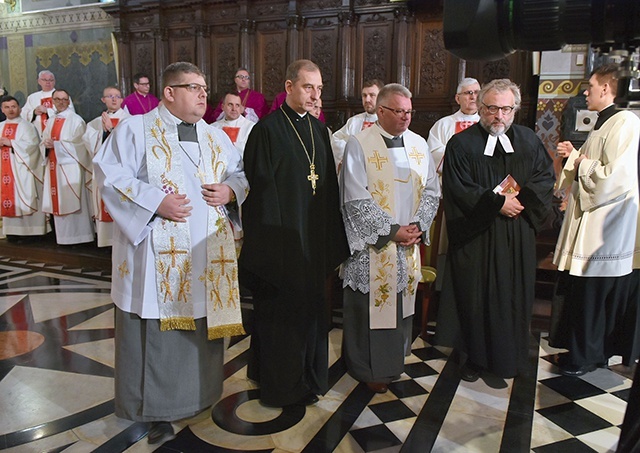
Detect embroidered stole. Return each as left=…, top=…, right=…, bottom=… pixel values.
left=359, top=130, right=427, bottom=329
left=47, top=117, right=66, bottom=215
left=40, top=97, right=53, bottom=131
left=143, top=108, right=245, bottom=339
left=1, top=123, right=17, bottom=217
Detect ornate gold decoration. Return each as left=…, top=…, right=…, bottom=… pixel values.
left=36, top=41, right=114, bottom=68
left=367, top=150, right=389, bottom=171
left=408, top=147, right=425, bottom=165
left=118, top=260, right=129, bottom=278
left=371, top=179, right=390, bottom=211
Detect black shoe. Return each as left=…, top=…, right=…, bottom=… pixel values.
left=460, top=363, right=481, bottom=382
left=559, top=363, right=597, bottom=376
left=147, top=421, right=176, bottom=445
left=294, top=392, right=319, bottom=406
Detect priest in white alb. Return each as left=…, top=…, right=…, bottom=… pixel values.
left=212, top=91, right=255, bottom=156
left=40, top=89, right=94, bottom=245
left=0, top=96, right=49, bottom=237
left=82, top=86, right=130, bottom=247
left=340, top=83, right=440, bottom=394
left=21, top=70, right=75, bottom=137
left=94, top=62, right=248, bottom=446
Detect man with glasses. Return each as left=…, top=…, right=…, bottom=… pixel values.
left=40, top=89, right=94, bottom=245
left=212, top=68, right=268, bottom=122
left=82, top=86, right=130, bottom=247
left=340, top=83, right=440, bottom=393
left=94, top=62, right=247, bottom=445
left=435, top=79, right=554, bottom=383
left=21, top=70, right=75, bottom=137
left=331, top=79, right=385, bottom=170
left=121, top=73, right=160, bottom=115
left=427, top=77, right=481, bottom=180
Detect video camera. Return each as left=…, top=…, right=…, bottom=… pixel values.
left=439, top=0, right=640, bottom=107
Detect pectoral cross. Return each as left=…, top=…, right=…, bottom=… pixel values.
left=308, top=164, right=319, bottom=195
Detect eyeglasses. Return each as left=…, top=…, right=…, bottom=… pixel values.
left=52, top=97, right=69, bottom=102
left=103, top=95, right=122, bottom=100
left=459, top=90, right=480, bottom=96
left=169, top=83, right=210, bottom=94
left=235, top=75, right=250, bottom=80
left=39, top=78, right=55, bottom=82
left=482, top=103, right=515, bottom=114
left=380, top=105, right=416, bottom=117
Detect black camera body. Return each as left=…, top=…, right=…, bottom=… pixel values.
left=441, top=0, right=640, bottom=107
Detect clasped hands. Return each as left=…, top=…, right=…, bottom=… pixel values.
left=500, top=192, right=524, bottom=218
left=393, top=224, right=422, bottom=247
left=156, top=183, right=235, bottom=223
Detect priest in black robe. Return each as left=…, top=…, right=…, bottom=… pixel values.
left=435, top=78, right=554, bottom=381
left=239, top=59, right=348, bottom=407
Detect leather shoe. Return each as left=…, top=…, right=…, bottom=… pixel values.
left=295, top=393, right=319, bottom=406
left=460, top=364, right=480, bottom=382
left=559, top=363, right=597, bottom=376
left=366, top=382, right=388, bottom=393
left=147, top=421, right=176, bottom=445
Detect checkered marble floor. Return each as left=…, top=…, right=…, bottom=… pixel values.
left=0, top=257, right=631, bottom=452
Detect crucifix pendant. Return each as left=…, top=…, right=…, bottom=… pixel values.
left=307, top=164, right=319, bottom=195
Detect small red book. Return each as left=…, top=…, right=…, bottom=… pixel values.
left=493, top=174, right=520, bottom=194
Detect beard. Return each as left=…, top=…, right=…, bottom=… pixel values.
left=480, top=116, right=513, bottom=136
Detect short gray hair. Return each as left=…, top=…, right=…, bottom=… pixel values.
left=478, top=78, right=521, bottom=111
left=38, top=70, right=55, bottom=80
left=376, top=83, right=412, bottom=107
left=457, top=77, right=479, bottom=94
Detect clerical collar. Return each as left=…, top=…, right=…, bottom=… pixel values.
left=594, top=104, right=618, bottom=130
left=177, top=121, right=197, bottom=142
left=373, top=122, right=402, bottom=140
left=482, top=128, right=515, bottom=156
left=281, top=101, right=308, bottom=120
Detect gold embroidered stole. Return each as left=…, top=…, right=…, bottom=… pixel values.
left=143, top=107, right=244, bottom=339
left=359, top=127, right=426, bottom=329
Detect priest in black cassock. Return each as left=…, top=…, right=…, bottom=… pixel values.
left=435, top=78, right=554, bottom=382
left=239, top=59, right=348, bottom=407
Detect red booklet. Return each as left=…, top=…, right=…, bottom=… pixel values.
left=493, top=174, right=520, bottom=194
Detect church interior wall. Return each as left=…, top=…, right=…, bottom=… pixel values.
left=0, top=0, right=577, bottom=154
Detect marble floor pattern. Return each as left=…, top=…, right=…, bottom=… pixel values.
left=0, top=256, right=632, bottom=453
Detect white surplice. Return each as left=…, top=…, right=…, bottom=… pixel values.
left=40, top=109, right=94, bottom=244
left=212, top=114, right=255, bottom=156
left=82, top=108, right=131, bottom=247
left=426, top=109, right=479, bottom=175
left=0, top=117, right=49, bottom=236
left=21, top=90, right=75, bottom=137
left=93, top=105, right=248, bottom=320
left=331, top=112, right=378, bottom=169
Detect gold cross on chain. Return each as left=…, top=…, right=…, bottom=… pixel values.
left=308, top=164, right=319, bottom=195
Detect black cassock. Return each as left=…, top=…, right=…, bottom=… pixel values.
left=434, top=123, right=554, bottom=378
left=239, top=102, right=348, bottom=406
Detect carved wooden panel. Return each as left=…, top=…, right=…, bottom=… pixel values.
left=304, top=17, right=339, bottom=99
left=169, top=30, right=195, bottom=64
left=211, top=35, right=239, bottom=98
left=131, top=40, right=155, bottom=81
left=256, top=30, right=288, bottom=99
left=414, top=20, right=454, bottom=98
left=357, top=14, right=394, bottom=86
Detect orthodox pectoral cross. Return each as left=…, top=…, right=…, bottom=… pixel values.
left=308, top=164, right=318, bottom=195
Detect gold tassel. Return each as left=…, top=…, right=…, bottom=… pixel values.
left=208, top=324, right=246, bottom=340
left=160, top=317, right=197, bottom=331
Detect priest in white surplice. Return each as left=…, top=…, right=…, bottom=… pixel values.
left=340, top=84, right=440, bottom=394
left=40, top=89, right=94, bottom=245
left=331, top=79, right=384, bottom=171
left=94, top=62, right=248, bottom=446
left=82, top=86, right=130, bottom=247
left=551, top=63, right=640, bottom=377
left=21, top=70, right=75, bottom=138
left=0, top=96, right=49, bottom=237
left=212, top=91, right=255, bottom=156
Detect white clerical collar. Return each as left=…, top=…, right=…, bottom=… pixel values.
left=223, top=117, right=242, bottom=125
left=483, top=132, right=515, bottom=156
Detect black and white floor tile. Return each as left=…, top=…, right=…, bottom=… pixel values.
left=0, top=256, right=631, bottom=452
